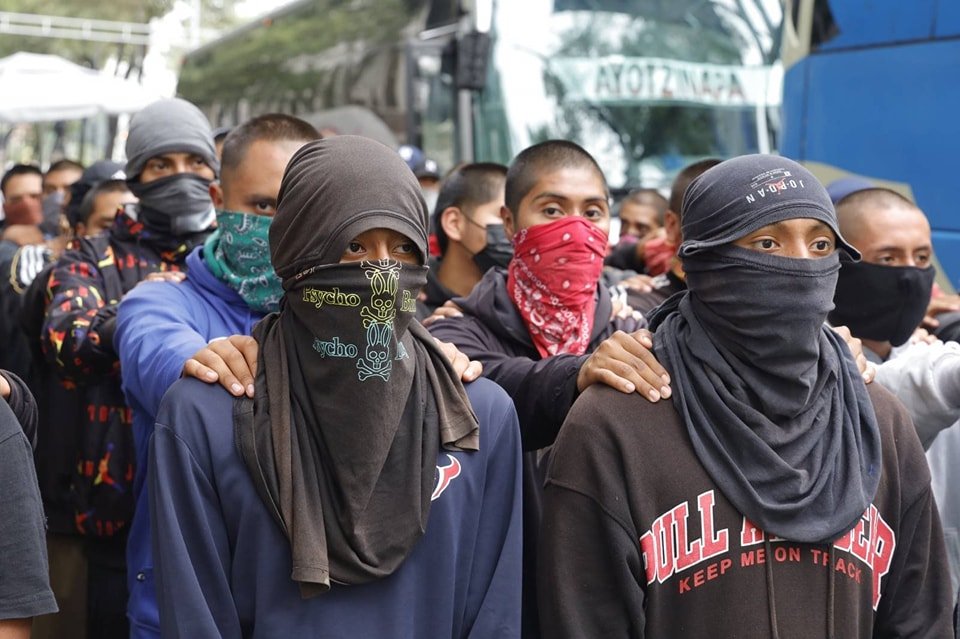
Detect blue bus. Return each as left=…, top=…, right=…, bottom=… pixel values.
left=781, top=0, right=960, bottom=290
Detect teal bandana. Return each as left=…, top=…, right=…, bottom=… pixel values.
left=203, top=211, right=282, bottom=313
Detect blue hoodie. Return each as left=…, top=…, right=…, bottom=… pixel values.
left=150, top=375, right=523, bottom=638
left=116, top=246, right=264, bottom=638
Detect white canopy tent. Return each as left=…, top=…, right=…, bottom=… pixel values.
left=0, top=52, right=158, bottom=123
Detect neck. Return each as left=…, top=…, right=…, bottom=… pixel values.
left=670, top=256, right=686, bottom=281
left=436, top=244, right=483, bottom=297
left=861, top=337, right=892, bottom=362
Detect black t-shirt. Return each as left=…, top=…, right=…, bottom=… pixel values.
left=0, top=398, right=57, bottom=619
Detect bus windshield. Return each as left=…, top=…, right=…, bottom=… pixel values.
left=474, top=0, right=783, bottom=189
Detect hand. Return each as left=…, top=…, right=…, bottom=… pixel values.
left=142, top=271, right=187, bottom=284
left=577, top=329, right=672, bottom=401
left=182, top=335, right=258, bottom=397
left=619, top=273, right=655, bottom=294
left=0, top=374, right=9, bottom=400
left=830, top=325, right=874, bottom=384
left=421, top=301, right=463, bottom=328
left=922, top=294, right=960, bottom=329
left=909, top=327, right=939, bottom=346
left=434, top=339, right=482, bottom=382
left=609, top=286, right=643, bottom=322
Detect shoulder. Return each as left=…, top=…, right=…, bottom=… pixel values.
left=155, top=377, right=236, bottom=453
left=120, top=278, right=192, bottom=310
left=867, top=382, right=932, bottom=498
left=464, top=378, right=518, bottom=446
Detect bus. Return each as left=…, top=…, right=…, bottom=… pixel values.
left=178, top=0, right=783, bottom=194
left=781, top=0, right=960, bottom=290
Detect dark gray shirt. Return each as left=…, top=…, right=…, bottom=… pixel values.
left=0, top=397, right=57, bottom=619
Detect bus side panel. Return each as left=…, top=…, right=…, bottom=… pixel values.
left=781, top=40, right=960, bottom=287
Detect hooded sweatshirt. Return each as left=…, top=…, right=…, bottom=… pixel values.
left=115, top=246, right=264, bottom=638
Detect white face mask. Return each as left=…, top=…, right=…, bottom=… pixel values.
left=422, top=188, right=439, bottom=216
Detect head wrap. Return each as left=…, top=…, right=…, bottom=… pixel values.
left=649, top=154, right=881, bottom=544
left=124, top=98, right=219, bottom=179
left=236, top=136, right=479, bottom=597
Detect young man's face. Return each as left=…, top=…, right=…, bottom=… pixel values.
left=619, top=201, right=660, bottom=239
left=341, top=228, right=420, bottom=265
left=733, top=217, right=837, bottom=259
left=78, top=190, right=136, bottom=237
left=140, top=152, right=215, bottom=184
left=502, top=166, right=610, bottom=239
left=210, top=139, right=304, bottom=217
left=2, top=173, right=43, bottom=225
left=43, top=167, right=83, bottom=198
left=444, top=196, right=505, bottom=256
left=843, top=205, right=932, bottom=268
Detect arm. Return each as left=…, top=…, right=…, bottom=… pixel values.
left=431, top=319, right=669, bottom=451
left=0, top=371, right=37, bottom=449
left=874, top=341, right=960, bottom=449
left=873, top=486, right=953, bottom=637
left=538, top=486, right=645, bottom=638
left=463, top=384, right=523, bottom=637
left=0, top=404, right=58, bottom=623
left=39, top=247, right=119, bottom=382
left=116, top=283, right=208, bottom=418
left=150, top=414, right=242, bottom=638
left=0, top=619, right=30, bottom=639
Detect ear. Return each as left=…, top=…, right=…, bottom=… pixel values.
left=440, top=207, right=465, bottom=243
left=500, top=205, right=516, bottom=240
left=75, top=221, right=87, bottom=238
left=209, top=181, right=224, bottom=209
left=664, top=210, right=681, bottom=245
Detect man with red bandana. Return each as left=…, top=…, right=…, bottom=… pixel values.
left=428, top=139, right=671, bottom=638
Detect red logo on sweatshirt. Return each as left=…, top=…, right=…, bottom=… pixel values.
left=431, top=454, right=462, bottom=501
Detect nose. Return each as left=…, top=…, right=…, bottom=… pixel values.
left=782, top=240, right=814, bottom=259
left=368, top=241, right=392, bottom=261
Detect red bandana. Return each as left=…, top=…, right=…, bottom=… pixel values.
left=507, top=217, right=607, bottom=357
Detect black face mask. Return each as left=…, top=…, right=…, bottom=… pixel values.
left=472, top=223, right=513, bottom=272
left=128, top=173, right=215, bottom=236
left=829, top=261, right=935, bottom=347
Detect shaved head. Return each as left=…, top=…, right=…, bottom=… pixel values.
left=835, top=188, right=931, bottom=268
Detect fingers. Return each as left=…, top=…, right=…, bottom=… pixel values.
left=182, top=337, right=257, bottom=397
left=577, top=331, right=672, bottom=402
left=144, top=271, right=187, bottom=283
left=434, top=338, right=483, bottom=382
left=422, top=305, right=464, bottom=327
left=0, top=374, right=9, bottom=400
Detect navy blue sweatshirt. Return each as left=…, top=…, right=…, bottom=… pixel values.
left=149, top=376, right=523, bottom=638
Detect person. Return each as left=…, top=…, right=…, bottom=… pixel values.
left=830, top=186, right=960, bottom=594
left=1, top=164, right=44, bottom=246
left=41, top=159, right=84, bottom=238
left=213, top=126, right=232, bottom=159
left=538, top=155, right=953, bottom=637
left=37, top=97, right=219, bottom=639
left=428, top=139, right=672, bottom=638
left=149, top=135, right=522, bottom=637
left=604, top=188, right=668, bottom=274
left=115, top=112, right=320, bottom=639
left=0, top=369, right=58, bottom=638
left=71, top=179, right=134, bottom=239
left=623, top=159, right=721, bottom=316
left=421, top=162, right=510, bottom=317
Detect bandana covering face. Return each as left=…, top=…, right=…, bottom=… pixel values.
left=506, top=216, right=606, bottom=357
left=640, top=235, right=677, bottom=276
left=235, top=136, right=479, bottom=597
left=203, top=211, right=282, bottom=313
left=128, top=173, right=216, bottom=237
left=649, top=154, right=881, bottom=544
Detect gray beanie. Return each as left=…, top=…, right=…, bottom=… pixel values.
left=125, top=98, right=219, bottom=179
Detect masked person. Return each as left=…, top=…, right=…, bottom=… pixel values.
left=41, top=159, right=84, bottom=238
left=539, top=155, right=953, bottom=638
left=148, top=136, right=522, bottom=637
left=828, top=186, right=960, bottom=595
left=420, top=162, right=511, bottom=318
left=605, top=188, right=669, bottom=275
left=36, top=97, right=218, bottom=639
left=113, top=113, right=319, bottom=639
left=428, top=139, right=674, bottom=638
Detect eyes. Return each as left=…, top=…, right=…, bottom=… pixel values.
left=343, top=239, right=417, bottom=261
left=541, top=204, right=608, bottom=221
left=144, top=155, right=210, bottom=175
left=744, top=236, right=835, bottom=255
left=876, top=252, right=931, bottom=267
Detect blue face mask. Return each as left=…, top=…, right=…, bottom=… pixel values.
left=203, top=211, right=283, bottom=313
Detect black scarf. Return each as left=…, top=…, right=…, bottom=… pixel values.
left=235, top=137, right=479, bottom=597
left=649, top=155, right=882, bottom=544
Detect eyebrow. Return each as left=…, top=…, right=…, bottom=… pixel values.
left=531, top=191, right=608, bottom=204
left=243, top=194, right=278, bottom=205
left=874, top=244, right=931, bottom=253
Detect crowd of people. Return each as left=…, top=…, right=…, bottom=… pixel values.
left=0, top=96, right=959, bottom=638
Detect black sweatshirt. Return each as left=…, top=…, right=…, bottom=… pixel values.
left=539, top=382, right=953, bottom=638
